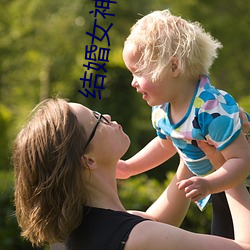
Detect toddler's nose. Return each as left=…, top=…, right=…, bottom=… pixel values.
left=131, top=77, right=138, bottom=88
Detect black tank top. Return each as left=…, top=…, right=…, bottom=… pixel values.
left=66, top=206, right=148, bottom=250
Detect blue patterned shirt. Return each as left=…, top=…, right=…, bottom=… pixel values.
left=152, top=75, right=242, bottom=176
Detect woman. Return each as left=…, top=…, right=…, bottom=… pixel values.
left=13, top=98, right=250, bottom=249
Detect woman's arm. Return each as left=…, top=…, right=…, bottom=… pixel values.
left=125, top=183, right=250, bottom=250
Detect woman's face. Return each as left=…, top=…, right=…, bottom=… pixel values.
left=68, top=103, right=130, bottom=160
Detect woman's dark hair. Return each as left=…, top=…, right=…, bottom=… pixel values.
left=13, top=98, right=88, bottom=246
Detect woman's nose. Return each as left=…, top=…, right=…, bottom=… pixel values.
left=103, top=114, right=111, bottom=123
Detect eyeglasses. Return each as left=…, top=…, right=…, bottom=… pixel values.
left=84, top=111, right=110, bottom=151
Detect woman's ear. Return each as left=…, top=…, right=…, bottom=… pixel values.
left=82, top=155, right=97, bottom=169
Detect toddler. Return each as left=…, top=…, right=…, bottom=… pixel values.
left=118, top=9, right=250, bottom=238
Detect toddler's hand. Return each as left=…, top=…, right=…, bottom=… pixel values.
left=177, top=176, right=211, bottom=202
left=116, top=160, right=131, bottom=179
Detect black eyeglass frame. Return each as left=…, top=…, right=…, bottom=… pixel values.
left=84, top=111, right=109, bottom=151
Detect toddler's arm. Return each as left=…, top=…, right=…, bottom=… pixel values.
left=145, top=159, right=193, bottom=226
left=116, top=137, right=176, bottom=179
left=178, top=132, right=250, bottom=201
left=128, top=159, right=193, bottom=226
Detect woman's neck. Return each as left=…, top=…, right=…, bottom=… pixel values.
left=84, top=165, right=126, bottom=212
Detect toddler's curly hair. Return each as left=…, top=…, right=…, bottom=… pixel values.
left=125, top=9, right=222, bottom=81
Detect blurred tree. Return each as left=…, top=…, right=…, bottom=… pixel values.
left=184, top=0, right=250, bottom=101
left=0, top=104, right=12, bottom=169
left=239, top=95, right=250, bottom=112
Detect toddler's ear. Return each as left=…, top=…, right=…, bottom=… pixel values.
left=171, top=63, right=178, bottom=72
left=171, top=57, right=180, bottom=76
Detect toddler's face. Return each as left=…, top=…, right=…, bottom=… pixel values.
left=123, top=43, right=173, bottom=106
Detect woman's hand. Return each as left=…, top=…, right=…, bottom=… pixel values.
left=239, top=107, right=250, bottom=140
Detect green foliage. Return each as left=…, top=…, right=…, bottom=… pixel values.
left=239, top=95, right=250, bottom=113
left=0, top=104, right=13, bottom=170
left=119, top=174, right=163, bottom=210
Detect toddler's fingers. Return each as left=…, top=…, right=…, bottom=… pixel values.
left=176, top=179, right=193, bottom=190
left=185, top=189, right=200, bottom=200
